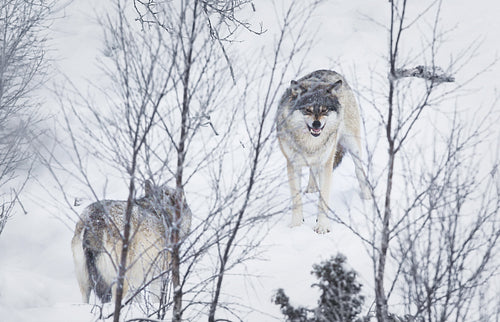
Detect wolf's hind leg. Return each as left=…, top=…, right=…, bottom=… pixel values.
left=308, top=145, right=343, bottom=194
left=305, top=168, right=319, bottom=193
left=72, top=228, right=92, bottom=303
left=75, top=261, right=91, bottom=303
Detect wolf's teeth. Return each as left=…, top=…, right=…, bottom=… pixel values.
left=310, top=128, right=321, bottom=136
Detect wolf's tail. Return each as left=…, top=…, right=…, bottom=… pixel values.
left=83, top=232, right=112, bottom=303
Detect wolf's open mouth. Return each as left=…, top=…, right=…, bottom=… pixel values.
left=307, top=124, right=324, bottom=137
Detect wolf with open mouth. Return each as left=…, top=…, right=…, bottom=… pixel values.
left=276, top=69, right=371, bottom=234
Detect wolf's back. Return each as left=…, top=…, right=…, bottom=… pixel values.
left=296, top=69, right=342, bottom=84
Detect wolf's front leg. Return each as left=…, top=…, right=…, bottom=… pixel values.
left=314, top=162, right=333, bottom=234
left=287, top=161, right=303, bottom=227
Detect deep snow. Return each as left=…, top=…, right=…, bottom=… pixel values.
left=0, top=0, right=499, bottom=321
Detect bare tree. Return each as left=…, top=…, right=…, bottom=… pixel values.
left=395, top=107, right=500, bottom=321
left=38, top=0, right=177, bottom=319
left=0, top=0, right=54, bottom=234
left=341, top=1, right=500, bottom=321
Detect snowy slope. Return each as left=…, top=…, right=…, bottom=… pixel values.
left=0, top=157, right=369, bottom=322
left=0, top=0, right=499, bottom=321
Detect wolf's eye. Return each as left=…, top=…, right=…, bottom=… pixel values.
left=302, top=107, right=313, bottom=115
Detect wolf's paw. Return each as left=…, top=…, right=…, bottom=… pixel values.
left=305, top=184, right=319, bottom=194
left=314, top=219, right=331, bottom=234
left=314, top=224, right=330, bottom=234
left=289, top=218, right=304, bottom=228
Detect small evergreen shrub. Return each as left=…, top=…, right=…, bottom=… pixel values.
left=273, top=254, right=365, bottom=322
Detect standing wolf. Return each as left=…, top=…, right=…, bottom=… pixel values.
left=277, top=69, right=370, bottom=234
left=71, top=181, right=192, bottom=303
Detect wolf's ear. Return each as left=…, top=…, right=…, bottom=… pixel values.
left=327, top=79, right=342, bottom=94
left=290, top=80, right=307, bottom=97
left=145, top=180, right=154, bottom=196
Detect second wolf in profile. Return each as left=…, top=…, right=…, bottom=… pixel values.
left=276, top=69, right=370, bottom=234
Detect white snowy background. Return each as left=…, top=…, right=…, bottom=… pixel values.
left=0, top=0, right=499, bottom=321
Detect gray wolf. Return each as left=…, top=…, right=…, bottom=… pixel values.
left=71, top=181, right=192, bottom=303
left=276, top=69, right=370, bottom=234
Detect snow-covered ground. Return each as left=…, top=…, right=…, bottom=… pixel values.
left=0, top=1, right=499, bottom=321
left=0, top=159, right=369, bottom=321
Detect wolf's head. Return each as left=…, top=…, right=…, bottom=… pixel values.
left=144, top=180, right=192, bottom=235
left=289, top=79, right=343, bottom=137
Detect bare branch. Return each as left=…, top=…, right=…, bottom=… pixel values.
left=393, top=65, right=455, bottom=83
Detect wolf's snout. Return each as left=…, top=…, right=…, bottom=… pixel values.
left=308, top=120, right=323, bottom=137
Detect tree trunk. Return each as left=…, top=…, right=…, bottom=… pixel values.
left=113, top=178, right=136, bottom=322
